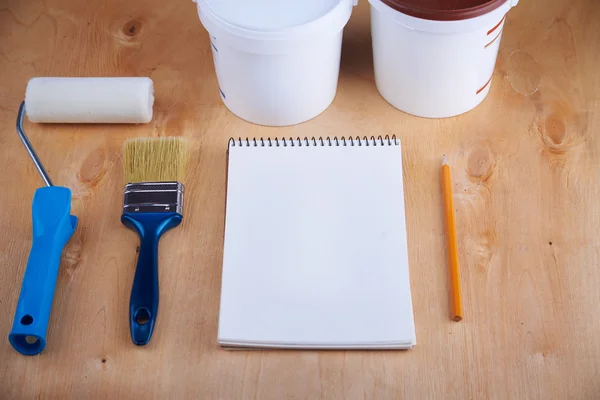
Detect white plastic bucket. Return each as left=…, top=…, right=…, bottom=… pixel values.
left=195, top=0, right=357, bottom=126
left=369, top=0, right=519, bottom=118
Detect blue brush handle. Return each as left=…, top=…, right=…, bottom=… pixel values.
left=8, top=186, right=77, bottom=356
left=121, top=212, right=182, bottom=346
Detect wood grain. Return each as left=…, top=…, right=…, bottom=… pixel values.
left=1, top=0, right=600, bottom=398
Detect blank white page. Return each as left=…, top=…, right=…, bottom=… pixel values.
left=219, top=137, right=416, bottom=349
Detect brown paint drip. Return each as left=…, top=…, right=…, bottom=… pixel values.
left=476, top=75, right=493, bottom=95
left=381, top=0, right=508, bottom=21
left=487, top=14, right=507, bottom=35
left=485, top=29, right=503, bottom=48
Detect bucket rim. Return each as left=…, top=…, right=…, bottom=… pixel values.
left=196, top=0, right=357, bottom=43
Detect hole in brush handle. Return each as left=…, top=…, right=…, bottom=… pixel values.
left=134, top=308, right=151, bottom=325
left=131, top=306, right=155, bottom=346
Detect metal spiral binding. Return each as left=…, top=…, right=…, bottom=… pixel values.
left=229, top=135, right=399, bottom=147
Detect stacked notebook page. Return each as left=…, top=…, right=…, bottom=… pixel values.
left=219, top=136, right=416, bottom=349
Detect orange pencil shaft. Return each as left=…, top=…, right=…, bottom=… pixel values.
left=441, top=160, right=463, bottom=322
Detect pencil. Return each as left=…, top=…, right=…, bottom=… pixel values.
left=441, top=155, right=463, bottom=322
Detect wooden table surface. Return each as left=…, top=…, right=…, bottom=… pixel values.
left=1, top=0, right=599, bottom=398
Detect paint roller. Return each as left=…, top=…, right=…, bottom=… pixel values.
left=9, top=77, right=154, bottom=355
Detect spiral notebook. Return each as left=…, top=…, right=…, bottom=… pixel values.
left=219, top=136, right=416, bottom=349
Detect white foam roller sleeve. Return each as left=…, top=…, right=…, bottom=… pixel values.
left=25, top=77, right=154, bottom=123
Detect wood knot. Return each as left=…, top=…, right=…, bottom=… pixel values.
left=466, top=229, right=497, bottom=273
left=61, top=240, right=83, bottom=278
left=79, top=149, right=106, bottom=187
left=467, top=147, right=494, bottom=182
left=123, top=19, right=142, bottom=37
left=150, top=65, right=183, bottom=111
left=543, top=114, right=567, bottom=146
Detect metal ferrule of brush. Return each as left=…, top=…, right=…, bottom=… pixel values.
left=123, top=182, right=184, bottom=215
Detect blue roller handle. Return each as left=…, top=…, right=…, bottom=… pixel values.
left=9, top=186, right=77, bottom=355
left=121, top=212, right=182, bottom=346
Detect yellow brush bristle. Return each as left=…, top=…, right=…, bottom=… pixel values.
left=122, top=137, right=188, bottom=184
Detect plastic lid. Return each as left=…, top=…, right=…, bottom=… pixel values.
left=202, top=0, right=345, bottom=31
left=381, top=0, right=509, bottom=21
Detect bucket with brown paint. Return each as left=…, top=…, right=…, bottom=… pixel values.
left=369, top=0, right=519, bottom=118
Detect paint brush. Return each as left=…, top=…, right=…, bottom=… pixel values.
left=121, top=137, right=188, bottom=345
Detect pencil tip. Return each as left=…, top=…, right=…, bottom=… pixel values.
left=442, top=155, right=448, bottom=165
